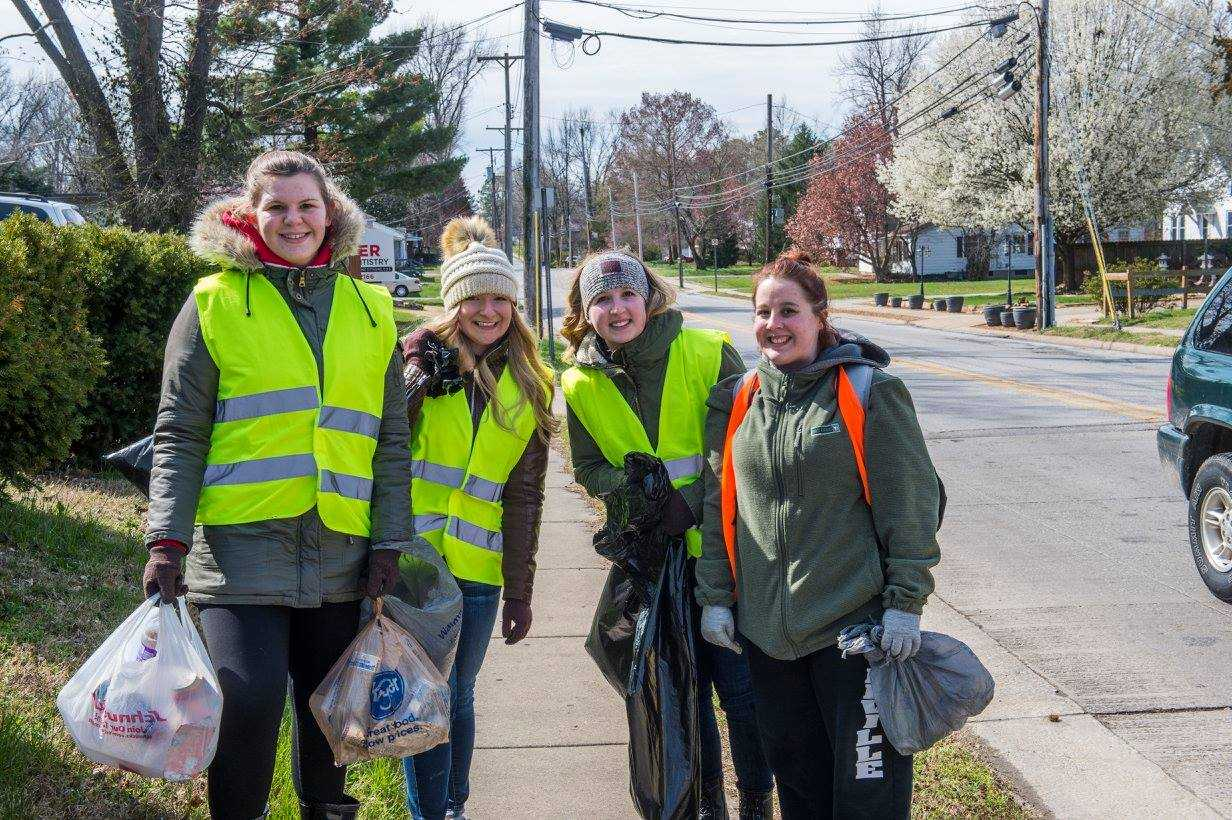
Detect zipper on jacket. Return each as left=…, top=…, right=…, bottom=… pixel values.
left=773, top=380, right=801, bottom=657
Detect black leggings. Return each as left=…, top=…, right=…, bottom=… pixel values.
left=197, top=601, right=361, bottom=818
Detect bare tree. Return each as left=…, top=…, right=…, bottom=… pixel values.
left=412, top=16, right=495, bottom=162
left=0, top=69, right=91, bottom=192
left=838, top=7, right=932, bottom=129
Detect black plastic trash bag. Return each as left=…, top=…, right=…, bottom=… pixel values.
left=586, top=453, right=699, bottom=819
left=837, top=621, right=995, bottom=755
left=104, top=435, right=154, bottom=497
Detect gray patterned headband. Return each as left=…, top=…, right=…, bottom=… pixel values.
left=579, top=251, right=651, bottom=309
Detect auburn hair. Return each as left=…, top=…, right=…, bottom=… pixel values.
left=560, top=250, right=677, bottom=358
left=752, top=249, right=840, bottom=350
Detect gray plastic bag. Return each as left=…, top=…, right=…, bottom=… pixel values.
left=837, top=622, right=994, bottom=755
left=360, top=540, right=462, bottom=678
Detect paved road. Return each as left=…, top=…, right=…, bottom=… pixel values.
left=543, top=274, right=1232, bottom=814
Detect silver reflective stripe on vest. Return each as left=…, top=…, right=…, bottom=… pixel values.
left=412, top=513, right=447, bottom=533
left=319, top=469, right=373, bottom=501
left=464, top=474, right=504, bottom=502
left=447, top=518, right=503, bottom=552
left=664, top=454, right=703, bottom=482
left=319, top=406, right=381, bottom=439
left=203, top=453, right=317, bottom=486
left=215, top=386, right=319, bottom=424
left=411, top=459, right=466, bottom=488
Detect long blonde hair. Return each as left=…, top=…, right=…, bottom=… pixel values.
left=560, top=250, right=677, bottom=358
left=432, top=215, right=556, bottom=443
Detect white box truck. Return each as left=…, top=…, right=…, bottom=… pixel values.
left=360, top=218, right=422, bottom=297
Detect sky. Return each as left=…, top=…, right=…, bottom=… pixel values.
left=0, top=0, right=983, bottom=199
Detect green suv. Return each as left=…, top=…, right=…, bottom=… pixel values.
left=1159, top=268, right=1232, bottom=602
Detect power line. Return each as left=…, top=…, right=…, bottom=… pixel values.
left=561, top=0, right=982, bottom=26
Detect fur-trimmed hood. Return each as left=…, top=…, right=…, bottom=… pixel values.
left=188, top=188, right=365, bottom=272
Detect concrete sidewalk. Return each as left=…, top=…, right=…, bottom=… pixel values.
left=465, top=447, right=634, bottom=818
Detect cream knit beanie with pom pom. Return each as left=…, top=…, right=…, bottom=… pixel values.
left=438, top=216, right=519, bottom=309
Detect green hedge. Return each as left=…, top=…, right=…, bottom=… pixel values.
left=73, top=225, right=208, bottom=462
left=0, top=215, right=105, bottom=484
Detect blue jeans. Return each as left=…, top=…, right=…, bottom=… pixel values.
left=689, top=559, right=773, bottom=795
left=403, top=579, right=501, bottom=820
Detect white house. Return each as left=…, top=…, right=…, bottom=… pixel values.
left=858, top=224, right=1035, bottom=277
left=1161, top=182, right=1232, bottom=249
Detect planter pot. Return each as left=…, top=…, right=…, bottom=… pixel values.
left=889, top=296, right=904, bottom=308
left=1013, top=306, right=1038, bottom=329
left=947, top=296, right=965, bottom=312
left=934, top=298, right=948, bottom=311
left=873, top=292, right=890, bottom=307
left=907, top=294, right=926, bottom=310
left=1000, top=309, right=1016, bottom=327
left=983, top=304, right=1005, bottom=326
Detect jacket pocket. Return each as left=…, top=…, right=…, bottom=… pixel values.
left=321, top=530, right=368, bottom=598
left=188, top=524, right=284, bottom=598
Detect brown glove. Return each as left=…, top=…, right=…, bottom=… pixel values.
left=661, top=488, right=696, bottom=537
left=365, top=549, right=401, bottom=598
left=502, top=599, right=533, bottom=645
left=143, top=540, right=188, bottom=603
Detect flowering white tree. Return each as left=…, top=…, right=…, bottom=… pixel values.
left=884, top=0, right=1232, bottom=290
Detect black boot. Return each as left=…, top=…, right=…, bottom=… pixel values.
left=299, top=797, right=360, bottom=820
left=738, top=789, right=774, bottom=820
left=698, top=776, right=729, bottom=820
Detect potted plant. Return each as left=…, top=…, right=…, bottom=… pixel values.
left=934, top=298, right=948, bottom=311
left=907, top=293, right=926, bottom=309
left=1000, top=308, right=1016, bottom=327
left=873, top=292, right=890, bottom=307
left=983, top=304, right=1005, bottom=326
left=1013, top=304, right=1038, bottom=329
left=946, top=295, right=965, bottom=312
left=889, top=295, right=904, bottom=308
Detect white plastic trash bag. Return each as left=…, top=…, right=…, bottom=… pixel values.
left=310, top=597, right=450, bottom=765
left=837, top=621, right=994, bottom=755
left=57, top=596, right=223, bottom=781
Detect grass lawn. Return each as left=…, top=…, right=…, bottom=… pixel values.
left=1044, top=325, right=1179, bottom=348
left=3, top=474, right=1031, bottom=818
left=1118, top=307, right=1196, bottom=330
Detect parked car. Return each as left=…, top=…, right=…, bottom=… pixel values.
left=361, top=268, right=422, bottom=298
left=0, top=192, right=88, bottom=226
left=1159, top=267, right=1232, bottom=602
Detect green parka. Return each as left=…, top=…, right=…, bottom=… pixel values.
left=695, top=334, right=941, bottom=661
left=566, top=309, right=745, bottom=520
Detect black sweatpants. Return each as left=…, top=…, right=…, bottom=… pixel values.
left=744, top=639, right=913, bottom=820
left=197, top=601, right=361, bottom=818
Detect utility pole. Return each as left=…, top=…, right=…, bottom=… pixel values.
left=478, top=52, right=523, bottom=260
left=1033, top=0, right=1055, bottom=329
left=765, top=92, right=774, bottom=264
left=630, top=170, right=644, bottom=259
left=521, top=4, right=540, bottom=326
left=579, top=121, right=594, bottom=253
left=608, top=185, right=617, bottom=247
left=564, top=129, right=573, bottom=266
left=475, top=147, right=500, bottom=236
left=672, top=196, right=685, bottom=287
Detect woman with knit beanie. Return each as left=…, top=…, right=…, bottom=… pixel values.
left=561, top=250, right=775, bottom=819
left=400, top=216, right=555, bottom=820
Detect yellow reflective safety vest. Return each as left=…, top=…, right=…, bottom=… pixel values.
left=561, top=327, right=729, bottom=557
left=193, top=270, right=395, bottom=536
left=410, top=367, right=538, bottom=586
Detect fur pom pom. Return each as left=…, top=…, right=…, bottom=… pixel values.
left=440, top=216, right=497, bottom=260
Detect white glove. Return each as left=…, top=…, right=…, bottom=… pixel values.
left=700, top=605, right=741, bottom=653
left=880, top=608, right=922, bottom=662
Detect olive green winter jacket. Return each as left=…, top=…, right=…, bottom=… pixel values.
left=695, top=334, right=941, bottom=661
left=565, top=309, right=745, bottom=521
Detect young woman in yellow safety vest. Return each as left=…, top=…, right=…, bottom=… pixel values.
left=142, top=150, right=414, bottom=819
left=696, top=251, right=941, bottom=819
left=561, top=250, right=774, bottom=819
left=400, top=216, right=555, bottom=820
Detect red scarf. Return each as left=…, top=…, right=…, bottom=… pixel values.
left=221, top=210, right=333, bottom=268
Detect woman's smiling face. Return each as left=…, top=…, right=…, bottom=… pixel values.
left=458, top=293, right=513, bottom=351
left=587, top=286, right=648, bottom=349
left=253, top=172, right=331, bottom=265
left=753, top=275, right=822, bottom=368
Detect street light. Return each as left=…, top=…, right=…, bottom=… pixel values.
left=1157, top=253, right=1170, bottom=271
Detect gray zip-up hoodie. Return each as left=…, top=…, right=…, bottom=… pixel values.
left=696, top=333, right=941, bottom=660
left=144, top=193, right=414, bottom=608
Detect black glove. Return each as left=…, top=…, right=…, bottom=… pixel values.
left=502, top=599, right=533, bottom=644
left=421, top=334, right=463, bottom=398
left=365, top=549, right=401, bottom=598
left=661, top=488, right=695, bottom=536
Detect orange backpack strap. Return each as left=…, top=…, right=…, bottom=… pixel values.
left=836, top=364, right=874, bottom=506
left=720, top=371, right=760, bottom=590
